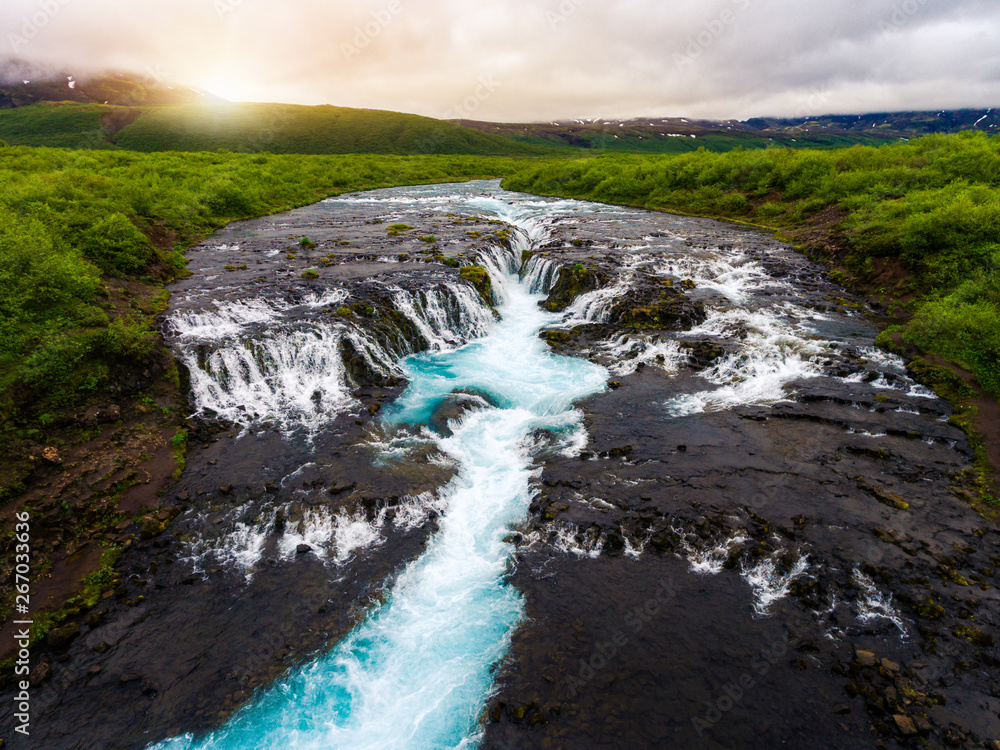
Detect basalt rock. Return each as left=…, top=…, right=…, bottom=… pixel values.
left=607, top=274, right=706, bottom=331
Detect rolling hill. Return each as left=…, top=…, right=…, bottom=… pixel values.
left=455, top=109, right=1000, bottom=154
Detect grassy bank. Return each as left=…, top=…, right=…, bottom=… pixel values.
left=0, top=146, right=525, bottom=494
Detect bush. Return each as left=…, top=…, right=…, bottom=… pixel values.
left=79, top=213, right=153, bottom=275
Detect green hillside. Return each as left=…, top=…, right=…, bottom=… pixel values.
left=0, top=102, right=559, bottom=156
left=0, top=102, right=120, bottom=148
left=457, top=119, right=901, bottom=155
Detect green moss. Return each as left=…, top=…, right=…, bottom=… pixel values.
left=301, top=269, right=320, bottom=280
left=906, top=358, right=978, bottom=401
left=299, top=236, right=317, bottom=249
left=459, top=265, right=493, bottom=303
left=349, top=302, right=374, bottom=317
left=29, top=544, right=122, bottom=645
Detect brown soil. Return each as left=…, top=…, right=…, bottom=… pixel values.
left=0, top=226, right=188, bottom=661
left=100, top=108, right=141, bottom=136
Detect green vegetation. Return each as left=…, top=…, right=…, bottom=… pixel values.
left=0, top=102, right=557, bottom=156
left=0, top=146, right=524, bottom=447
left=459, top=265, right=493, bottom=303
left=505, top=132, right=1000, bottom=398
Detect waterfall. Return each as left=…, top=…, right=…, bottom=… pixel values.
left=180, top=325, right=355, bottom=432
left=391, top=282, right=496, bottom=351
left=169, top=281, right=499, bottom=433
left=522, top=254, right=560, bottom=294
left=153, top=196, right=608, bottom=750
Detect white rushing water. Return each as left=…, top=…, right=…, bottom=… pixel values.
left=154, top=197, right=607, bottom=750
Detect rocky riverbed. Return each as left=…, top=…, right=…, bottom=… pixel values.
left=2, top=180, right=997, bottom=750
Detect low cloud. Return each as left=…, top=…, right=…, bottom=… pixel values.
left=2, top=0, right=998, bottom=121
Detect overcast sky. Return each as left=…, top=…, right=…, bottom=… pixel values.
left=2, top=0, right=999, bottom=122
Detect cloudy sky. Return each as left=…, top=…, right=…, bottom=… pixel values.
left=2, top=0, right=998, bottom=121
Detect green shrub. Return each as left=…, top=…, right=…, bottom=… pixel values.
left=79, top=213, right=153, bottom=275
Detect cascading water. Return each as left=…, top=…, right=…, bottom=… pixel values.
left=153, top=202, right=608, bottom=750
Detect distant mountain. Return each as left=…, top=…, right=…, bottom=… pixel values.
left=0, top=61, right=224, bottom=109
left=455, top=108, right=999, bottom=154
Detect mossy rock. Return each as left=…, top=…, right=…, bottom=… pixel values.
left=349, top=302, right=374, bottom=317
left=544, top=264, right=607, bottom=312
left=141, top=517, right=166, bottom=539
left=609, top=275, right=706, bottom=331
left=460, top=265, right=493, bottom=303
left=541, top=330, right=574, bottom=343
left=952, top=624, right=994, bottom=646
left=301, top=269, right=320, bottom=280
left=906, top=357, right=977, bottom=401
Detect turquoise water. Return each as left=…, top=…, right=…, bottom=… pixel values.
left=154, top=205, right=607, bottom=749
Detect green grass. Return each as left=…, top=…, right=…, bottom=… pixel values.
left=0, top=102, right=559, bottom=156
left=0, top=146, right=527, bottom=442
left=504, top=132, right=1000, bottom=398
left=0, top=102, right=119, bottom=148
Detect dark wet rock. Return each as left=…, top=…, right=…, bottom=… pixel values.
left=892, top=715, right=917, bottom=736
left=428, top=392, right=492, bottom=436
left=46, top=622, right=80, bottom=650
left=681, top=340, right=727, bottom=370
left=606, top=273, right=706, bottom=331
left=327, top=479, right=357, bottom=496
left=29, top=661, right=51, bottom=687
left=296, top=544, right=312, bottom=555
